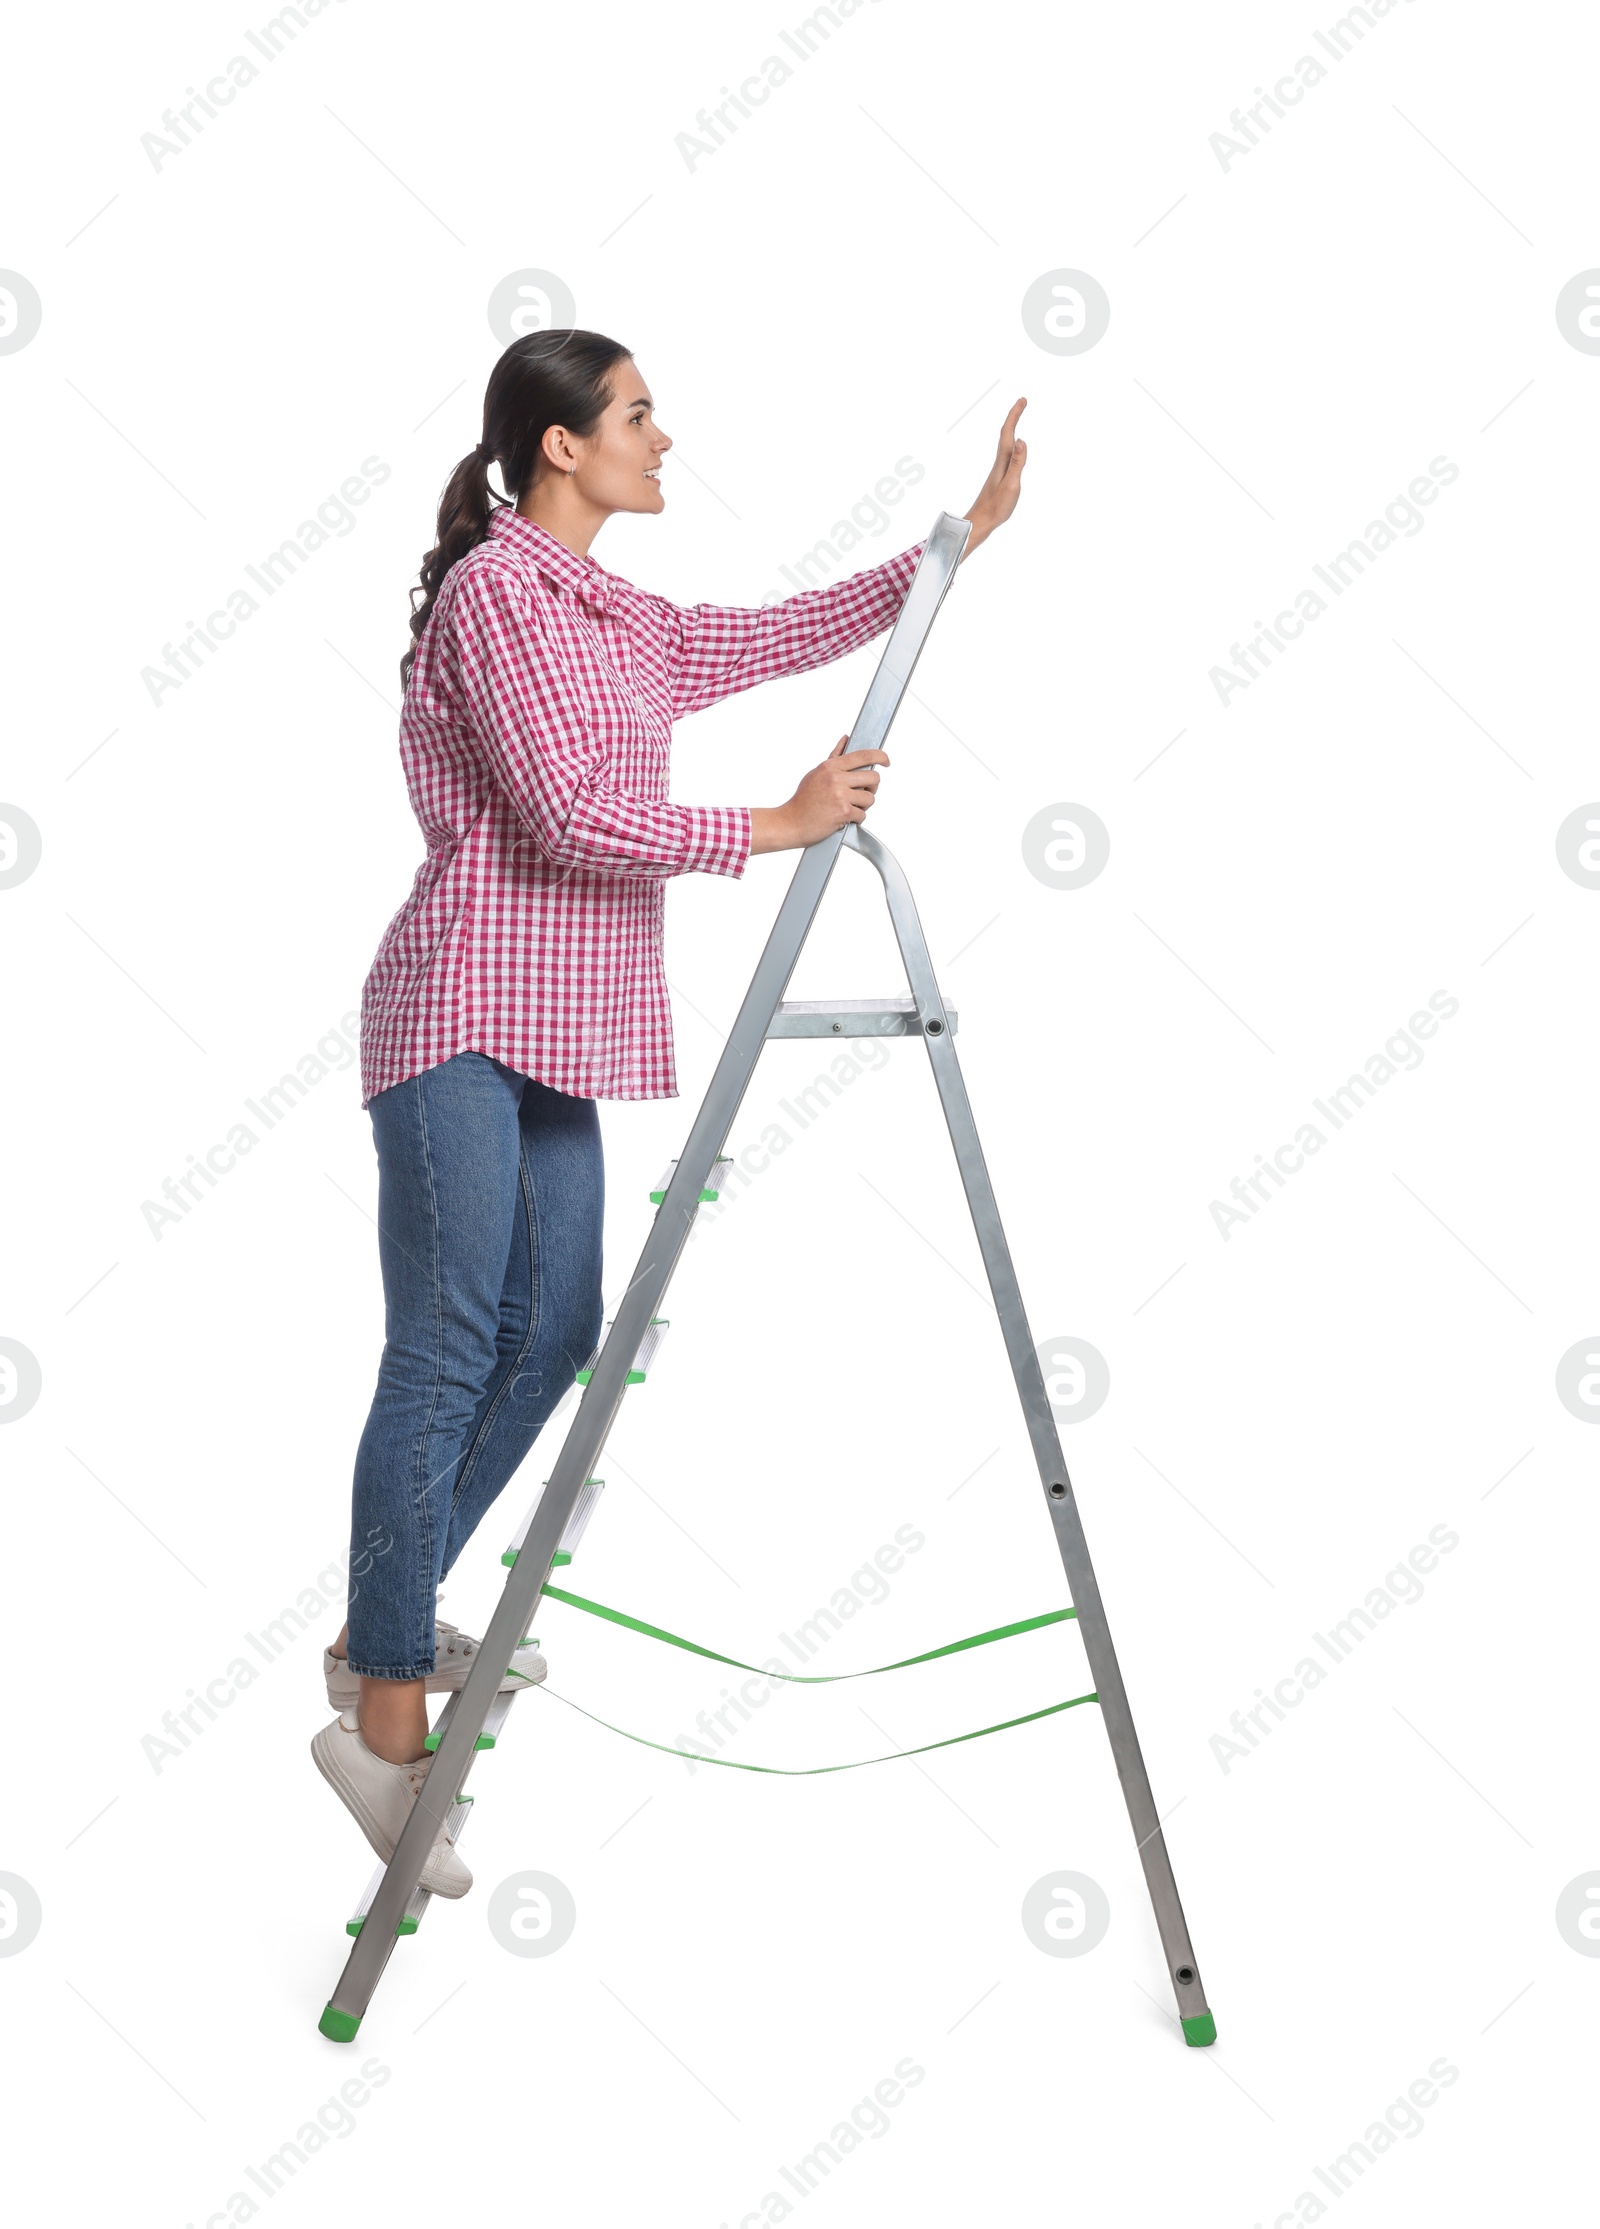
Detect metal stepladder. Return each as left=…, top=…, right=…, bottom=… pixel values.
left=320, top=511, right=1217, bottom=2048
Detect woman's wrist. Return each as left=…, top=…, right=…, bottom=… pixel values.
left=748, top=803, right=797, bottom=855
left=960, top=505, right=992, bottom=559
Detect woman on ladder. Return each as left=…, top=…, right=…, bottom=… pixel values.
left=312, top=327, right=1027, bottom=1895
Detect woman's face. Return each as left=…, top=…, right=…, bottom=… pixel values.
left=549, top=358, right=672, bottom=515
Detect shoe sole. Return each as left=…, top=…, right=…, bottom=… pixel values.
left=310, top=1723, right=472, bottom=1899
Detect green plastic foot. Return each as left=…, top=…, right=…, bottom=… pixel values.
left=1181, top=2011, right=1217, bottom=2048
left=318, top=2003, right=361, bottom=2043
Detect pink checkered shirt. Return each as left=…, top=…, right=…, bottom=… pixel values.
left=360, top=507, right=924, bottom=1104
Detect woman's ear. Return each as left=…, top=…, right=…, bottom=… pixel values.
left=539, top=424, right=575, bottom=475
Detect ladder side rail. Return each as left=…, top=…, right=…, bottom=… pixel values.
left=846, top=822, right=1213, bottom=2035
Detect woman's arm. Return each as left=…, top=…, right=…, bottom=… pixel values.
left=452, top=565, right=750, bottom=880
left=658, top=398, right=1029, bottom=722
left=657, top=543, right=924, bottom=722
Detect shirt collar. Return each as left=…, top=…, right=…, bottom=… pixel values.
left=487, top=507, right=622, bottom=616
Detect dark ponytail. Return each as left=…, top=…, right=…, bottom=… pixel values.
left=400, top=327, right=632, bottom=691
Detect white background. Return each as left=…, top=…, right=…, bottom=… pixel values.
left=1, top=0, right=1594, bottom=2221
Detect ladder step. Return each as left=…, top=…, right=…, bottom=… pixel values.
left=422, top=1686, right=520, bottom=1755
left=576, top=1316, right=668, bottom=1387
left=346, top=1795, right=473, bottom=1937
left=505, top=1473, right=606, bottom=1569
left=650, top=1156, right=734, bottom=1204
left=766, top=995, right=957, bottom=1039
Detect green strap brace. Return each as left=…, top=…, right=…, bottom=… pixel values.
left=523, top=1586, right=1095, bottom=1773
left=541, top=1584, right=1076, bottom=1680
left=532, top=1681, right=1100, bottom=1775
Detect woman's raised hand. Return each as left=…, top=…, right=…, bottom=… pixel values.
left=962, top=396, right=1028, bottom=555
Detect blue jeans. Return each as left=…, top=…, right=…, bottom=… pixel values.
left=345, top=1053, right=605, bottom=1679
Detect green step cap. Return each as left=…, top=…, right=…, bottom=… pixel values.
left=1181, top=2011, right=1217, bottom=2048
left=318, top=2003, right=362, bottom=2043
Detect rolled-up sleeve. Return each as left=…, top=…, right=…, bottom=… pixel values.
left=453, top=565, right=750, bottom=881
left=657, top=543, right=924, bottom=719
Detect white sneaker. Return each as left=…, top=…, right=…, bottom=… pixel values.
left=324, top=1622, right=547, bottom=1712
left=310, top=1714, right=473, bottom=1899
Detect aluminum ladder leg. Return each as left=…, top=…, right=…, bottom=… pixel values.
left=838, top=817, right=1215, bottom=2047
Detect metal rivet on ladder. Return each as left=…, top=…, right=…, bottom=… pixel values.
left=1049, top=1482, right=1066, bottom=1498
left=926, top=1017, right=944, bottom=1034
left=1176, top=1965, right=1195, bottom=1985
